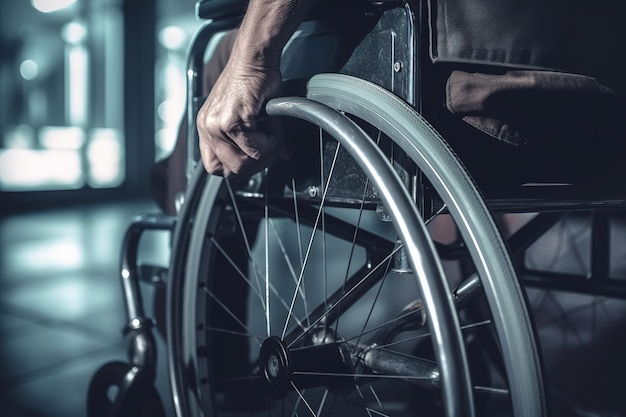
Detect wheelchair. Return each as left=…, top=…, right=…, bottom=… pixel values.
left=87, top=0, right=626, bottom=416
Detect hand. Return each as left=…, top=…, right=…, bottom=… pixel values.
left=196, top=54, right=282, bottom=178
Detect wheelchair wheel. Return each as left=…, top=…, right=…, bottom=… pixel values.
left=167, top=74, right=545, bottom=417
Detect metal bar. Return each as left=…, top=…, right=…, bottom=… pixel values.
left=120, top=212, right=176, bottom=323
left=267, top=96, right=474, bottom=417
left=362, top=347, right=439, bottom=389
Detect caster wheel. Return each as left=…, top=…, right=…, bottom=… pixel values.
left=87, top=361, right=165, bottom=417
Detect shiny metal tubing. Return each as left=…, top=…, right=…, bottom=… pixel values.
left=266, top=97, right=474, bottom=417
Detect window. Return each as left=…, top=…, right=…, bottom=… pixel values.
left=154, top=0, right=203, bottom=162
left=0, top=0, right=124, bottom=192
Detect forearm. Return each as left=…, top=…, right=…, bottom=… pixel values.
left=233, top=0, right=318, bottom=67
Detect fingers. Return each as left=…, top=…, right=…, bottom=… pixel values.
left=195, top=59, right=282, bottom=178
left=199, top=129, right=277, bottom=178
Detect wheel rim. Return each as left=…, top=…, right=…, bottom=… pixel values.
left=171, top=103, right=472, bottom=416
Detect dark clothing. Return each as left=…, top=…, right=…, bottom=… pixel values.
left=429, top=0, right=626, bottom=95
left=427, top=0, right=626, bottom=187
left=445, top=70, right=625, bottom=148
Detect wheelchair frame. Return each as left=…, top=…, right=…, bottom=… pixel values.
left=88, top=1, right=626, bottom=416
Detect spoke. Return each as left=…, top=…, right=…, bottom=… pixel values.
left=460, top=319, right=492, bottom=331
left=319, top=130, right=329, bottom=315
left=321, top=207, right=328, bottom=318
left=368, top=332, right=432, bottom=351
left=363, top=408, right=389, bottom=417
left=354, top=251, right=394, bottom=348
left=367, top=318, right=492, bottom=351
left=225, top=179, right=266, bottom=309
left=316, top=389, right=329, bottom=417
left=354, top=385, right=374, bottom=417
left=210, top=237, right=264, bottom=305
left=289, top=390, right=303, bottom=417
left=369, top=385, right=387, bottom=416
left=202, top=286, right=262, bottom=347
left=343, top=391, right=391, bottom=417
left=335, top=175, right=372, bottom=340
left=291, top=382, right=317, bottom=416
left=292, top=371, right=436, bottom=382
left=287, top=245, right=402, bottom=348
left=345, top=306, right=425, bottom=345
left=474, top=386, right=510, bottom=395
left=268, top=281, right=307, bottom=331
left=290, top=177, right=310, bottom=329
left=265, top=170, right=271, bottom=336
left=281, top=143, right=342, bottom=340
left=269, top=218, right=309, bottom=323
left=204, top=326, right=256, bottom=338
left=425, top=204, right=448, bottom=226
left=212, top=235, right=307, bottom=333
left=291, top=177, right=305, bottom=269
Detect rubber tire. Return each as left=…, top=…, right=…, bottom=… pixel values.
left=87, top=361, right=165, bottom=417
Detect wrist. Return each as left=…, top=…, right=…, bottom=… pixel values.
left=231, top=38, right=282, bottom=69
left=229, top=46, right=281, bottom=74
left=233, top=0, right=314, bottom=67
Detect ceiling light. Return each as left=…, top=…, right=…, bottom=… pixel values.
left=31, top=0, right=77, bottom=14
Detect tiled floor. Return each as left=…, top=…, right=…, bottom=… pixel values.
left=0, top=199, right=173, bottom=417
left=1, top=200, right=625, bottom=416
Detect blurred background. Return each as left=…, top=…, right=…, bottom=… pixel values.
left=0, top=0, right=202, bottom=207
left=0, top=0, right=201, bottom=415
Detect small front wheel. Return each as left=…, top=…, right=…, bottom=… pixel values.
left=87, top=361, right=165, bottom=417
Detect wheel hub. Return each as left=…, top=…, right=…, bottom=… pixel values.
left=259, top=337, right=291, bottom=398
left=259, top=335, right=356, bottom=399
